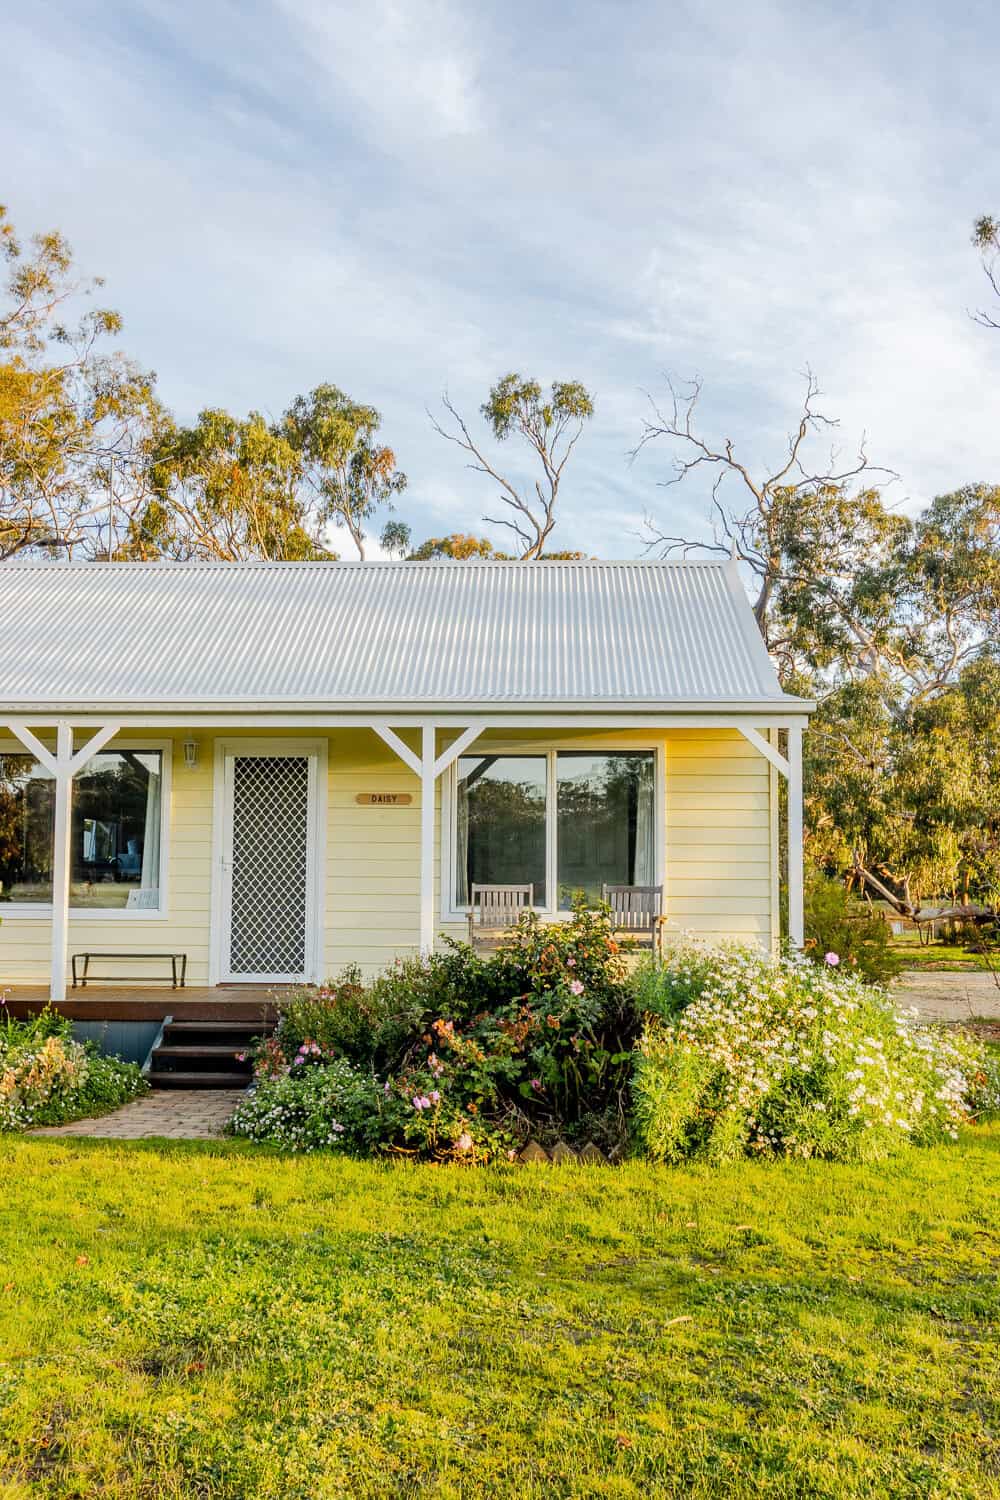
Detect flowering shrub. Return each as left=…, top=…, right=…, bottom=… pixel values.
left=632, top=946, right=999, bottom=1163
left=226, top=1059, right=383, bottom=1153
left=0, top=1003, right=146, bottom=1132
left=231, top=905, right=635, bottom=1158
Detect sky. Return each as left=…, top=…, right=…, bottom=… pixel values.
left=3, top=0, right=999, bottom=559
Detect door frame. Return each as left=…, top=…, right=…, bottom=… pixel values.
left=209, top=737, right=327, bottom=985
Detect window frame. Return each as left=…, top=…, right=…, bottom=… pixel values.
left=441, top=742, right=665, bottom=924
left=0, top=737, right=173, bottom=921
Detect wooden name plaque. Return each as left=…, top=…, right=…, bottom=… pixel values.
left=355, top=792, right=413, bottom=806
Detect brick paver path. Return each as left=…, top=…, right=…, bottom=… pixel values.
left=31, top=1089, right=242, bottom=1140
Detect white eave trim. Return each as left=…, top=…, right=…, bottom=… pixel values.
left=0, top=699, right=816, bottom=725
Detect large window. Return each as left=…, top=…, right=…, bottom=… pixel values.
left=0, top=749, right=164, bottom=910
left=556, top=753, right=655, bottom=908
left=454, top=750, right=656, bottom=911
left=455, top=755, right=547, bottom=906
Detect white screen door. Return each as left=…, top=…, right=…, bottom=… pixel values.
left=220, top=751, right=317, bottom=982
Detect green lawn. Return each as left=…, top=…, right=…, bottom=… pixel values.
left=891, top=938, right=993, bottom=972
left=1, top=1136, right=999, bottom=1499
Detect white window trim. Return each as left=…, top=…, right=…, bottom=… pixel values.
left=440, top=742, right=665, bottom=925
left=0, top=737, right=173, bottom=921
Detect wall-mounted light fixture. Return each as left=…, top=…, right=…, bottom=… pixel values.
left=183, top=738, right=198, bottom=769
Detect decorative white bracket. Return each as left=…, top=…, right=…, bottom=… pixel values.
left=737, top=723, right=804, bottom=951
left=371, top=722, right=484, bottom=953
left=3, top=720, right=121, bottom=1002
left=737, top=725, right=789, bottom=778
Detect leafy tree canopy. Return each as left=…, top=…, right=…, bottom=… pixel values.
left=0, top=203, right=161, bottom=560
left=281, top=384, right=406, bottom=559
left=639, top=372, right=1000, bottom=915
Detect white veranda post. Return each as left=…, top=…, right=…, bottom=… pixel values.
left=5, top=720, right=120, bottom=1002
left=786, top=725, right=804, bottom=949
left=737, top=723, right=806, bottom=950
left=371, top=722, right=484, bottom=955
left=420, top=725, right=435, bottom=956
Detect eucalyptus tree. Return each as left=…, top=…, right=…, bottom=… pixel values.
left=129, top=408, right=326, bottom=561
left=130, top=385, right=408, bottom=562
left=0, top=202, right=161, bottom=560
left=431, top=373, right=594, bottom=558
left=637, top=370, right=1000, bottom=918
left=281, top=383, right=406, bottom=559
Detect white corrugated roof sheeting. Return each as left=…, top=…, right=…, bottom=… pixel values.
left=0, top=559, right=795, bottom=710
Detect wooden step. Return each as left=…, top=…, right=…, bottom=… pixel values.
left=153, top=1045, right=253, bottom=1060
left=163, top=1020, right=271, bottom=1032
left=158, top=1026, right=265, bottom=1050
left=149, top=1071, right=250, bottom=1090
left=151, top=1046, right=252, bottom=1079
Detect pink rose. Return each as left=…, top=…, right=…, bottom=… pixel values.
left=825, top=952, right=840, bottom=967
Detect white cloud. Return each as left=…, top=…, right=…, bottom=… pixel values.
left=274, top=0, right=484, bottom=144
left=1, top=0, right=998, bottom=558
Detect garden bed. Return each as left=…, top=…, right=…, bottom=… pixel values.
left=223, top=910, right=999, bottom=1165
left=0, top=1003, right=146, bottom=1131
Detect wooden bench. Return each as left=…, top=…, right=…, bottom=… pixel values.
left=72, top=952, right=188, bottom=989
left=467, top=883, right=534, bottom=952
left=602, top=884, right=666, bottom=957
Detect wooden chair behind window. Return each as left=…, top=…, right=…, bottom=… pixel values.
left=468, top=883, right=534, bottom=952
left=602, top=883, right=666, bottom=957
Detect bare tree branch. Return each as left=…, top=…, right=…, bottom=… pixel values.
left=430, top=375, right=594, bottom=558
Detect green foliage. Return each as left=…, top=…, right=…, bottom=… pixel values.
left=137, top=407, right=330, bottom=562
left=236, top=907, right=634, bottom=1159
left=133, top=383, right=407, bottom=562
left=808, top=653, right=1000, bottom=912
left=226, top=1058, right=383, bottom=1153
left=632, top=945, right=996, bottom=1164
left=433, top=373, right=594, bottom=557
left=0, top=1005, right=146, bottom=1131
left=803, top=874, right=903, bottom=983
left=0, top=202, right=161, bottom=561
left=272, top=963, right=430, bottom=1073
left=407, top=531, right=501, bottom=559
left=481, top=373, right=594, bottom=442
left=281, top=383, right=406, bottom=559
left=630, top=947, right=722, bottom=1023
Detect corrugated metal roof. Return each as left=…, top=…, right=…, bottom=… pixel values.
left=0, top=559, right=798, bottom=711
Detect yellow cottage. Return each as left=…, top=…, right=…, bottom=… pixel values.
left=0, top=559, right=812, bottom=1001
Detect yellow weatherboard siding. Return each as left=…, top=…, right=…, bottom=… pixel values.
left=0, top=728, right=777, bottom=985
left=665, top=729, right=775, bottom=947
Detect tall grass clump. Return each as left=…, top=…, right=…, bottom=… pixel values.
left=632, top=945, right=999, bottom=1163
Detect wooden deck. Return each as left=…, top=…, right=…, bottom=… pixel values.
left=3, top=984, right=281, bottom=1023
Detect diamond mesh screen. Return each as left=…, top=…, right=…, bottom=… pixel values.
left=230, top=755, right=310, bottom=975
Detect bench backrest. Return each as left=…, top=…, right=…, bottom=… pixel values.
left=469, top=883, right=534, bottom=928
left=602, top=883, right=663, bottom=932
left=126, top=887, right=160, bottom=910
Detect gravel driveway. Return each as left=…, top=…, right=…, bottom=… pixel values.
left=894, top=970, right=1000, bottom=1022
